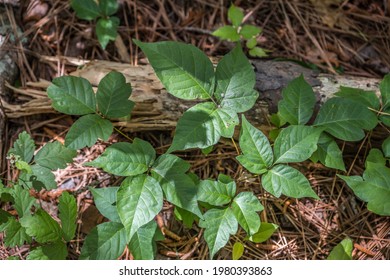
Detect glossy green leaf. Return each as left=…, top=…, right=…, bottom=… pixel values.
left=338, top=163, right=390, bottom=215
left=98, top=0, right=118, bottom=16
left=365, top=148, right=386, bottom=166
left=86, top=138, right=155, bottom=176
left=335, top=86, right=380, bottom=110
left=232, top=242, right=245, bottom=260
left=383, top=136, right=390, bottom=158
left=117, top=175, right=163, bottom=241
left=274, top=125, right=322, bottom=164
left=96, top=16, right=119, bottom=49
left=212, top=26, right=240, bottom=42
left=151, top=154, right=202, bottom=218
left=71, top=0, right=101, bottom=20
left=247, top=222, right=278, bottom=243
left=47, top=76, right=96, bottom=115
left=278, top=75, right=316, bottom=125
left=20, top=209, right=62, bottom=243
left=128, top=220, right=158, bottom=260
left=96, top=71, right=134, bottom=118
left=231, top=192, right=263, bottom=236
left=27, top=241, right=67, bottom=260
left=35, top=141, right=76, bottom=170
left=228, top=4, right=244, bottom=27
left=314, top=97, right=378, bottom=141
left=199, top=208, right=238, bottom=259
left=65, top=114, right=113, bottom=149
left=58, top=192, right=77, bottom=242
left=237, top=115, right=273, bottom=174
left=240, top=25, right=261, bottom=39
left=31, top=165, right=56, bottom=190
left=327, top=238, right=353, bottom=260
left=379, top=74, right=390, bottom=127
left=215, top=45, right=258, bottom=113
left=311, top=133, right=345, bottom=171
left=248, top=47, right=267, bottom=57
left=8, top=131, right=35, bottom=163
left=262, top=165, right=319, bottom=199
left=134, top=40, right=215, bottom=100
left=174, top=207, right=196, bottom=228
left=90, top=187, right=120, bottom=222
left=0, top=217, right=32, bottom=247
left=79, top=222, right=127, bottom=260
left=12, top=185, right=35, bottom=218
left=197, top=174, right=236, bottom=206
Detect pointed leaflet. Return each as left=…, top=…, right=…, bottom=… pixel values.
left=0, top=217, right=32, bottom=247
left=197, top=174, right=236, bottom=206
left=314, top=97, right=377, bottom=141
left=65, top=114, right=113, bottom=150
left=128, top=220, right=158, bottom=260
left=8, top=131, right=35, bottom=163
left=58, top=192, right=77, bottom=242
left=134, top=40, right=215, bottom=100
left=228, top=4, right=244, bottom=27
left=35, top=141, right=76, bottom=170
left=31, top=165, right=57, bottom=190
left=327, top=238, right=353, bottom=260
left=12, top=185, right=35, bottom=218
left=96, top=71, right=134, bottom=118
left=27, top=241, right=68, bottom=260
left=151, top=154, right=202, bottom=218
left=311, top=133, right=346, bottom=171
left=86, top=138, right=156, bottom=176
left=278, top=75, right=316, bottom=125
left=262, top=165, right=319, bottom=199
left=365, top=148, right=386, bottom=166
left=47, top=76, right=96, bottom=115
left=199, top=208, right=238, bottom=259
left=70, top=0, right=101, bottom=20
left=212, top=26, right=240, bottom=42
left=273, top=125, right=322, bottom=164
left=96, top=17, right=119, bottom=49
left=240, top=25, right=262, bottom=39
left=117, top=175, right=163, bottom=241
left=167, top=102, right=238, bottom=152
left=335, top=86, right=380, bottom=110
left=20, top=209, right=62, bottom=243
left=232, top=242, right=244, bottom=260
left=380, top=73, right=390, bottom=127
left=231, top=192, right=263, bottom=236
left=247, top=222, right=278, bottom=243
left=79, top=222, right=127, bottom=260
left=174, top=207, right=196, bottom=229
left=237, top=115, right=273, bottom=174
left=98, top=0, right=118, bottom=16
left=383, top=136, right=390, bottom=158
left=215, top=45, right=258, bottom=113
left=338, top=163, right=390, bottom=216
left=90, top=187, right=121, bottom=222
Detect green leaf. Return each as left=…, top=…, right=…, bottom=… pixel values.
left=228, top=4, right=244, bottom=27
left=151, top=154, right=202, bottom=218
left=0, top=209, right=12, bottom=224
left=65, top=114, right=113, bottom=149
left=12, top=185, right=35, bottom=218
left=232, top=242, right=245, bottom=260
left=27, top=241, right=67, bottom=260
left=247, top=222, right=279, bottom=243
left=31, top=165, right=57, bottom=190
left=248, top=47, right=268, bottom=57
left=201, top=145, right=214, bottom=155
left=383, top=136, right=390, bottom=158
left=58, top=192, right=77, bottom=242
left=35, top=141, right=76, bottom=170
left=134, top=40, right=215, bottom=100
left=335, top=86, right=380, bottom=110
left=278, top=75, right=316, bottom=125
left=365, top=148, right=386, bottom=167
left=71, top=0, right=101, bottom=20
left=338, top=163, right=390, bottom=216
left=327, top=238, right=353, bottom=260
left=232, top=192, right=263, bottom=236
left=380, top=74, right=390, bottom=127
left=20, top=209, right=62, bottom=243
left=0, top=217, right=32, bottom=247
left=15, top=161, right=32, bottom=174
left=197, top=174, right=236, bottom=206
left=79, top=222, right=127, bottom=260
left=212, top=26, right=240, bottom=42
left=96, top=71, right=134, bottom=118
left=199, top=208, right=238, bottom=259
left=128, top=220, right=158, bottom=260
left=240, top=25, right=261, bottom=39
left=262, top=165, right=319, bottom=199
left=246, top=37, right=257, bottom=49
left=96, top=16, right=119, bottom=49
left=117, top=175, right=163, bottom=241
left=98, top=0, right=118, bottom=16
left=314, top=97, right=378, bottom=141
left=90, top=187, right=120, bottom=222
left=174, top=207, right=196, bottom=228
left=86, top=138, right=155, bottom=176
left=215, top=45, right=258, bottom=113
left=311, top=133, right=346, bottom=171
left=237, top=115, right=273, bottom=174
left=274, top=125, right=323, bottom=164
left=47, top=76, right=96, bottom=115
left=8, top=131, right=35, bottom=163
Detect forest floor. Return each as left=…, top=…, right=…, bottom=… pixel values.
left=1, top=0, right=389, bottom=260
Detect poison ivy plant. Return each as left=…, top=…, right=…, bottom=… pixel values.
left=70, top=0, right=120, bottom=49
left=327, top=238, right=353, bottom=260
